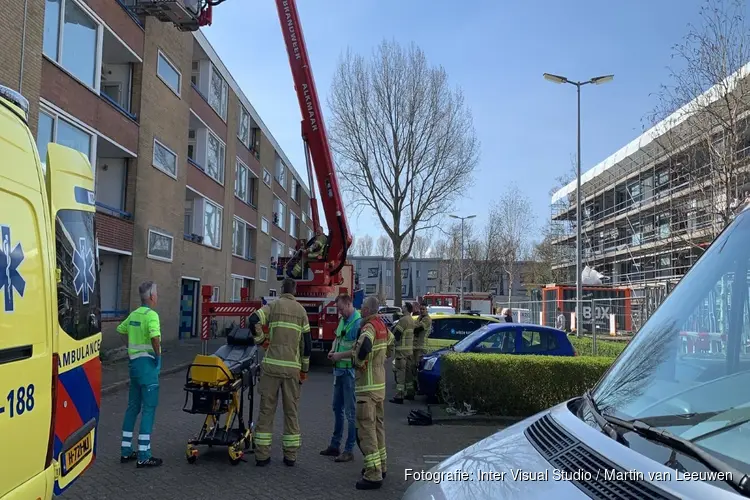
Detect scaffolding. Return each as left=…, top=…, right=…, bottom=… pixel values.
left=549, top=73, right=750, bottom=323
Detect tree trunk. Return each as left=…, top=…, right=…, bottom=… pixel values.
left=393, top=247, right=403, bottom=308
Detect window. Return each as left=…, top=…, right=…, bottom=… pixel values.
left=206, top=131, right=225, bottom=183
left=386, top=269, right=392, bottom=277
left=401, top=285, right=407, bottom=296
left=477, top=330, right=516, bottom=354
left=208, top=64, right=228, bottom=120
left=520, top=329, right=558, bottom=353
left=44, top=0, right=101, bottom=89
left=263, top=169, right=271, bottom=186
left=291, top=177, right=300, bottom=202
left=235, top=158, right=256, bottom=206
left=203, top=199, right=222, bottom=248
left=290, top=212, right=298, bottom=238
left=56, top=209, right=100, bottom=340
left=427, top=269, right=438, bottom=280
left=190, top=60, right=199, bottom=86
left=431, top=318, right=493, bottom=341
left=367, top=267, right=379, bottom=278
left=238, top=104, right=251, bottom=148
left=269, top=289, right=277, bottom=297
left=274, top=155, right=287, bottom=188
left=156, top=50, right=181, bottom=97
left=232, top=217, right=255, bottom=260
left=274, top=198, right=286, bottom=230
left=153, top=138, right=177, bottom=178
left=147, top=229, right=174, bottom=262
left=231, top=276, right=252, bottom=302
left=36, top=108, right=94, bottom=171
left=308, top=228, right=314, bottom=240
left=365, top=284, right=377, bottom=294
left=259, top=265, right=268, bottom=282
left=261, top=217, right=269, bottom=234
left=401, top=268, right=409, bottom=280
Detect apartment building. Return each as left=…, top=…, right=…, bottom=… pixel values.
left=549, top=63, right=750, bottom=303
left=1, top=0, right=315, bottom=349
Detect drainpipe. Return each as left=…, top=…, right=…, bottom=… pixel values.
left=19, top=0, right=29, bottom=92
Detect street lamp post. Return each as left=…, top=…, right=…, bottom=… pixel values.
left=543, top=72, right=613, bottom=335
left=449, top=214, right=476, bottom=312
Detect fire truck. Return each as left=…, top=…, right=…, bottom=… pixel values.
left=130, top=0, right=354, bottom=351
left=420, top=292, right=494, bottom=314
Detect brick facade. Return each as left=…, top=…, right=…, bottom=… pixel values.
left=7, top=1, right=314, bottom=346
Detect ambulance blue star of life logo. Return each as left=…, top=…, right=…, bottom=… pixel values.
left=0, top=225, right=26, bottom=313
left=73, top=236, right=96, bottom=305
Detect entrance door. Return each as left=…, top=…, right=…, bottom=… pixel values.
left=179, top=279, right=199, bottom=339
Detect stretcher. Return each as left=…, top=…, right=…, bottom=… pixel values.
left=182, top=326, right=260, bottom=465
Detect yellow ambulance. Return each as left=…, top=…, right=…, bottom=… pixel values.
left=0, top=85, right=102, bottom=499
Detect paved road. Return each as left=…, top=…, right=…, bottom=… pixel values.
left=74, top=360, right=498, bottom=499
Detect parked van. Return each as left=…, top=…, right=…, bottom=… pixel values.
left=0, top=85, right=101, bottom=499
left=403, top=200, right=750, bottom=499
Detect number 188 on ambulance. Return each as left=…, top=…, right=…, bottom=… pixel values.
left=0, top=85, right=102, bottom=499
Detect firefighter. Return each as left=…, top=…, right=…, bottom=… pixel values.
left=248, top=277, right=312, bottom=466
left=389, top=302, right=414, bottom=404
left=287, top=229, right=328, bottom=279
left=330, top=295, right=394, bottom=490
left=408, top=302, right=432, bottom=399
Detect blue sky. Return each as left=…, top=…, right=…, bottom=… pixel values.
left=202, top=0, right=709, bottom=245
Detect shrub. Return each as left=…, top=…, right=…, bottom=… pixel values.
left=440, top=353, right=615, bottom=416
left=569, top=337, right=628, bottom=358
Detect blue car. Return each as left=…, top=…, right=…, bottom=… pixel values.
left=417, top=323, right=575, bottom=401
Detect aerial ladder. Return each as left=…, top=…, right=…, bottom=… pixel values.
left=130, top=0, right=355, bottom=350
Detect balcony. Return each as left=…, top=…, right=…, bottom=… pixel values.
left=100, top=26, right=140, bottom=121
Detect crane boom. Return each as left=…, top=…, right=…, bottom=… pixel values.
left=274, top=0, right=352, bottom=276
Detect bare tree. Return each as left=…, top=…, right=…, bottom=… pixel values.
left=353, top=234, right=374, bottom=256
left=647, top=0, right=750, bottom=250
left=329, top=40, right=479, bottom=306
left=466, top=210, right=503, bottom=293
left=527, top=221, right=574, bottom=286
left=433, top=222, right=473, bottom=292
left=495, top=184, right=536, bottom=305
left=375, top=234, right=393, bottom=257
left=412, top=234, right=432, bottom=258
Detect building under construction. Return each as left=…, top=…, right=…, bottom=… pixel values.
left=550, top=62, right=750, bottom=328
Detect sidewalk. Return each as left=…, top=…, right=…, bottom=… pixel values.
left=101, top=338, right=224, bottom=395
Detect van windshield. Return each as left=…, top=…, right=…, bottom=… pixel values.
left=56, top=210, right=100, bottom=340
left=592, top=207, right=750, bottom=469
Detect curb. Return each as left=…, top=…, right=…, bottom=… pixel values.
left=101, top=361, right=193, bottom=396
left=430, top=414, right=524, bottom=426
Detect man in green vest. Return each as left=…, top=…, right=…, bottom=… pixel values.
left=321, top=294, right=361, bottom=462
left=330, top=295, right=395, bottom=490
left=118, top=281, right=163, bottom=468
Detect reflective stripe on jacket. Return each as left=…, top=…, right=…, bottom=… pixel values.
left=252, top=293, right=311, bottom=377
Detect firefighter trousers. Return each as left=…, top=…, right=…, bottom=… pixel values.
left=355, top=395, right=386, bottom=482
left=407, top=348, right=424, bottom=396
left=254, top=373, right=301, bottom=461
left=394, top=352, right=412, bottom=399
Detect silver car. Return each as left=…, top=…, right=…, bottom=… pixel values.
left=404, top=203, right=750, bottom=499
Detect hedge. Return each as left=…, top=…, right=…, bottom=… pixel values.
left=440, top=353, right=615, bottom=417
left=568, top=337, right=628, bottom=358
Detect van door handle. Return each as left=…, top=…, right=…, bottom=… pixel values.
left=0, top=345, right=33, bottom=365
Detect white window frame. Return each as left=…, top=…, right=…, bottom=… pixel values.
left=202, top=197, right=223, bottom=249
left=43, top=0, right=104, bottom=94
left=274, top=198, right=286, bottom=230
left=263, top=169, right=271, bottom=186
left=238, top=104, right=251, bottom=148
left=205, top=129, right=225, bottom=184
left=232, top=216, right=255, bottom=260
left=291, top=177, right=300, bottom=203
left=275, top=155, right=287, bottom=190
left=234, top=157, right=255, bottom=206
left=146, top=228, right=174, bottom=262
left=231, top=275, right=254, bottom=302
left=37, top=105, right=96, bottom=171
left=289, top=212, right=298, bottom=238
left=208, top=63, right=228, bottom=121
left=152, top=137, right=178, bottom=179
left=259, top=265, right=268, bottom=282
left=261, top=217, right=269, bottom=234
left=156, top=49, right=182, bottom=97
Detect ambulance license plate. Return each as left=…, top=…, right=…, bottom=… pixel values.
left=64, top=433, right=92, bottom=474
